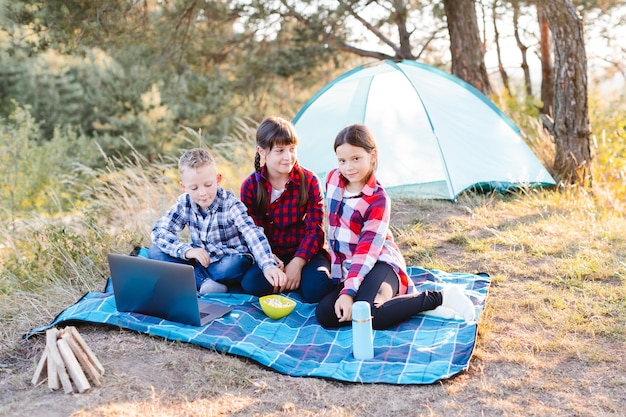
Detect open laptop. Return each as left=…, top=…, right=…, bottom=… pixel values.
left=108, top=253, right=232, bottom=326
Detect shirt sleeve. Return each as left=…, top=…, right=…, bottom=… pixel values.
left=150, top=195, right=193, bottom=259
left=293, top=172, right=325, bottom=261
left=240, top=174, right=264, bottom=226
left=340, top=193, right=391, bottom=297
left=326, top=169, right=345, bottom=285
left=230, top=197, right=278, bottom=271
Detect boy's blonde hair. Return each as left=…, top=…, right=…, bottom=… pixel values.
left=178, top=148, right=216, bottom=175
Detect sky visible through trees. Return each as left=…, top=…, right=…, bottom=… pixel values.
left=347, top=2, right=626, bottom=96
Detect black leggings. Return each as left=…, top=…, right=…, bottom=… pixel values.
left=315, top=262, right=443, bottom=330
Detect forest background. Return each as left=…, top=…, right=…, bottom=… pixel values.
left=0, top=1, right=625, bottom=416
left=1, top=0, right=625, bottom=218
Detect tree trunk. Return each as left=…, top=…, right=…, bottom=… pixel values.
left=537, top=7, right=554, bottom=115
left=443, top=0, right=492, bottom=95
left=538, top=0, right=592, bottom=187
left=392, top=0, right=415, bottom=59
left=492, top=1, right=510, bottom=93
left=512, top=0, right=532, bottom=96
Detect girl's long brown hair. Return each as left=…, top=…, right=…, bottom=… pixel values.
left=254, top=116, right=308, bottom=212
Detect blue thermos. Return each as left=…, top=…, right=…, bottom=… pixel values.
left=352, top=301, right=374, bottom=360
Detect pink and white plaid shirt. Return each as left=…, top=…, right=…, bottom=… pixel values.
left=325, top=169, right=415, bottom=297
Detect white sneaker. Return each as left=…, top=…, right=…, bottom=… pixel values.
left=441, top=286, right=476, bottom=321
left=199, top=279, right=228, bottom=294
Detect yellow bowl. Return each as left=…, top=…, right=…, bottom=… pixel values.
left=259, top=295, right=296, bottom=319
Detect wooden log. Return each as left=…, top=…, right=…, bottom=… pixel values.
left=46, top=329, right=73, bottom=394
left=34, top=326, right=105, bottom=394
left=57, top=338, right=91, bottom=394
left=66, top=326, right=105, bottom=375
left=31, top=347, right=48, bottom=386
left=61, top=332, right=101, bottom=386
left=45, top=329, right=60, bottom=390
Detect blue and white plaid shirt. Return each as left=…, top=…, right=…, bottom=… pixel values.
left=151, top=187, right=278, bottom=271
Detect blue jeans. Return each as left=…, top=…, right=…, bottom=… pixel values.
left=147, top=245, right=253, bottom=290
left=240, top=250, right=337, bottom=303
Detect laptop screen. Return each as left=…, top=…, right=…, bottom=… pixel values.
left=108, top=253, right=227, bottom=326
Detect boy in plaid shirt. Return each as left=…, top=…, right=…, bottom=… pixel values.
left=316, top=124, right=475, bottom=329
left=148, top=148, right=285, bottom=294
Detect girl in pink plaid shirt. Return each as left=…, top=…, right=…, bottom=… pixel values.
left=316, top=124, right=475, bottom=329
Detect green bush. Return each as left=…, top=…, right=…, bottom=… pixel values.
left=0, top=103, right=100, bottom=220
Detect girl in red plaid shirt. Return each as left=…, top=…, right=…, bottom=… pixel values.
left=316, top=124, right=475, bottom=329
left=240, top=117, right=336, bottom=302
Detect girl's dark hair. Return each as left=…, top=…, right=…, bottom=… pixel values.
left=254, top=116, right=308, bottom=211
left=334, top=124, right=378, bottom=177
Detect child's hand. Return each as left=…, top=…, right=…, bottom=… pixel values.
left=335, top=294, right=354, bottom=322
left=184, top=248, right=211, bottom=267
left=263, top=267, right=286, bottom=293
left=273, top=254, right=285, bottom=271
left=283, top=257, right=305, bottom=291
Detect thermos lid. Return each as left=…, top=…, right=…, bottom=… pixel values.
left=352, top=301, right=372, bottom=321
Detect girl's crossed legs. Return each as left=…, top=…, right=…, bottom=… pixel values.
left=316, top=262, right=443, bottom=329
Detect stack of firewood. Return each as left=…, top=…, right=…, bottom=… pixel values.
left=31, top=326, right=104, bottom=394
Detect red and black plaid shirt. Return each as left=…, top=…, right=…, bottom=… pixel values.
left=240, top=163, right=325, bottom=261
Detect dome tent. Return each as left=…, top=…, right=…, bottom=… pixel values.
left=292, top=60, right=555, bottom=200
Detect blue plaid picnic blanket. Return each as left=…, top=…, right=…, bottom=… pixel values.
left=25, top=266, right=490, bottom=385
